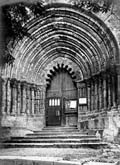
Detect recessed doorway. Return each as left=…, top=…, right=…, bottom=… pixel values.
left=45, top=69, right=77, bottom=126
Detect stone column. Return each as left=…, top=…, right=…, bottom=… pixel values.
left=99, top=77, right=102, bottom=111
left=1, top=78, right=7, bottom=115
left=34, top=85, right=37, bottom=114
left=94, top=77, right=98, bottom=111
left=103, top=74, right=107, bottom=110
left=117, top=75, right=120, bottom=109
left=26, top=84, right=31, bottom=115
left=35, top=87, right=39, bottom=114
left=21, top=82, right=27, bottom=114
left=91, top=79, right=94, bottom=111
left=29, top=85, right=32, bottom=114
left=116, top=64, right=120, bottom=109
left=110, top=75, right=113, bottom=107
left=108, top=74, right=112, bottom=109
left=93, top=79, right=96, bottom=111
left=6, top=78, right=11, bottom=115
left=11, top=79, right=17, bottom=115
left=37, top=89, right=40, bottom=114
left=101, top=76, right=104, bottom=109
left=87, top=81, right=91, bottom=111
left=112, top=75, right=117, bottom=107
left=31, top=85, right=35, bottom=115
left=96, top=77, right=99, bottom=111
left=17, top=81, right=21, bottom=115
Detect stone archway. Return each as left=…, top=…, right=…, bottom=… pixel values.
left=0, top=2, right=119, bottom=138
left=45, top=64, right=78, bottom=127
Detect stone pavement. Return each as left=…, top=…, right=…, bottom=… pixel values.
left=0, top=143, right=120, bottom=165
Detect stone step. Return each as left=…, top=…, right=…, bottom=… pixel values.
left=27, top=131, right=84, bottom=135
left=30, top=132, right=80, bottom=136
left=34, top=130, right=79, bottom=133
left=2, top=142, right=106, bottom=149
left=43, top=126, right=78, bottom=130
left=26, top=132, right=95, bottom=137
left=33, top=131, right=81, bottom=135
left=5, top=138, right=100, bottom=143
left=42, top=127, right=78, bottom=131
left=10, top=134, right=97, bottom=139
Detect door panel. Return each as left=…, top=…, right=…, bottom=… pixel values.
left=46, top=98, right=61, bottom=126
left=46, top=70, right=77, bottom=126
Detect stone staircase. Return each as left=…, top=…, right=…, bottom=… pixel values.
left=2, top=126, right=106, bottom=148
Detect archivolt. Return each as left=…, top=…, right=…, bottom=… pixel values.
left=46, top=63, right=76, bottom=87
left=4, top=3, right=119, bottom=84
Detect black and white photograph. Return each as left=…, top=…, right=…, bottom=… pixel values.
left=0, top=0, right=120, bottom=164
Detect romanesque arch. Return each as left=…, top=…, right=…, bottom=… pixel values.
left=1, top=2, right=119, bottom=138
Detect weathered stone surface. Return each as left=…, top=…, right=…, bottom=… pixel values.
left=0, top=0, right=120, bottom=142
left=103, top=110, right=120, bottom=142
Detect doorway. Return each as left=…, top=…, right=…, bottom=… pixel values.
left=46, top=69, right=77, bottom=126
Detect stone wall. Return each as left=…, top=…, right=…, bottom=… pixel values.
left=77, top=72, right=118, bottom=140
left=0, top=77, right=46, bottom=139
left=0, top=0, right=120, bottom=141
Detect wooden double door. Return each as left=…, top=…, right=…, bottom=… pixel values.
left=46, top=70, right=77, bottom=126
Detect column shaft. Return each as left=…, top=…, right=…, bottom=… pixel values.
left=1, top=79, right=7, bottom=115
left=17, top=82, right=21, bottom=115
left=112, top=75, right=117, bottom=107
left=31, top=87, right=35, bottom=115
left=94, top=78, right=98, bottom=111
left=21, top=83, right=27, bottom=114
left=6, top=79, right=11, bottom=114
left=103, top=75, right=107, bottom=109
left=34, top=87, right=37, bottom=114
left=11, top=80, right=17, bottom=115
left=26, top=84, right=31, bottom=115
left=91, top=80, right=94, bottom=111
left=108, top=74, right=111, bottom=109
left=99, top=78, right=102, bottom=110
left=87, top=81, right=91, bottom=111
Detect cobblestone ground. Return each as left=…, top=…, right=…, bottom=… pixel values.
left=0, top=143, right=120, bottom=164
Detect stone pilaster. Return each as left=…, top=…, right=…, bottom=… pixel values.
left=17, top=81, right=21, bottom=115
left=92, top=78, right=96, bottom=111
left=117, top=75, right=120, bottom=108
left=37, top=89, right=40, bottom=114
left=112, top=64, right=120, bottom=109
left=21, top=82, right=27, bottom=114
left=110, top=75, right=113, bottom=107
left=34, top=86, right=37, bottom=114
left=108, top=74, right=112, bottom=109
left=101, top=76, right=104, bottom=109
left=31, top=85, right=35, bottom=115
left=96, top=77, right=99, bottom=111
left=87, top=81, right=91, bottom=111
left=91, top=80, right=94, bottom=111
left=112, top=75, right=117, bottom=107
left=35, top=87, right=39, bottom=114
left=99, top=77, right=102, bottom=111
left=1, top=78, right=7, bottom=115
left=103, top=74, right=107, bottom=110
left=6, top=78, right=11, bottom=115
left=94, top=77, right=98, bottom=111
left=26, top=84, right=31, bottom=115
left=10, top=79, right=17, bottom=115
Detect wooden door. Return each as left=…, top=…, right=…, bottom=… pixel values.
left=46, top=98, right=61, bottom=126
left=46, top=70, right=77, bottom=126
